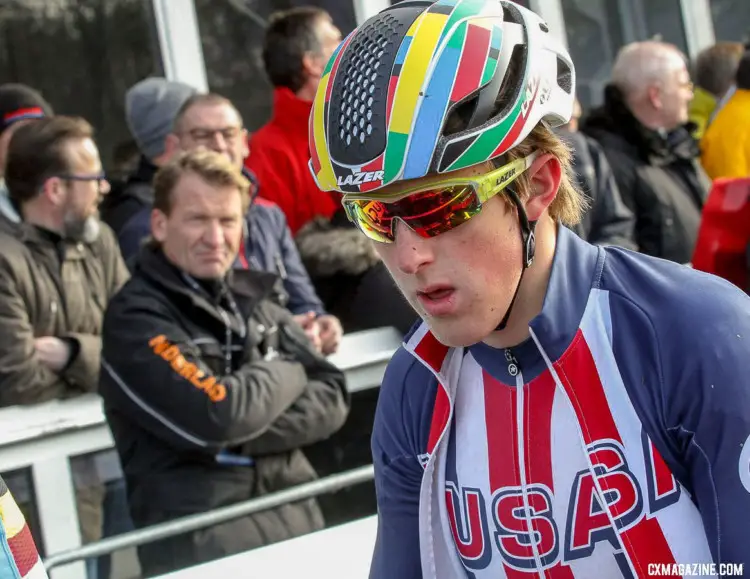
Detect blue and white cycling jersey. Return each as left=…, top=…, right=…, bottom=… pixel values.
left=370, top=227, right=750, bottom=579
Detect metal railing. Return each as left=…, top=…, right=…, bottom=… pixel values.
left=44, top=464, right=375, bottom=571
left=0, top=326, right=400, bottom=579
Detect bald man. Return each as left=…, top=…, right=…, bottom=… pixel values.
left=582, top=41, right=711, bottom=264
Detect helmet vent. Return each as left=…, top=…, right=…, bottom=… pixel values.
left=338, top=36, right=386, bottom=146
left=327, top=5, right=424, bottom=165
left=502, top=2, right=524, bottom=25
left=556, top=56, right=573, bottom=94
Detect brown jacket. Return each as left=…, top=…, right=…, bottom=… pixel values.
left=0, top=195, right=129, bottom=406
left=0, top=194, right=129, bottom=544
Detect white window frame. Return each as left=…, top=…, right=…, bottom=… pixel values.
left=151, top=0, right=209, bottom=92
left=679, top=0, right=716, bottom=59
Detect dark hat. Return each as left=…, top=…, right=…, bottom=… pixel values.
left=0, top=83, right=53, bottom=134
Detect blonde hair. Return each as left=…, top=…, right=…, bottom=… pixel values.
left=502, top=123, right=587, bottom=226
left=153, top=149, right=251, bottom=215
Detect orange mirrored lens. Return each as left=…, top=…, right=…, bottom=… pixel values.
left=344, top=184, right=481, bottom=243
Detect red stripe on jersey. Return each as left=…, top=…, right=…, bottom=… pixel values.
left=484, top=370, right=519, bottom=492
left=557, top=334, right=621, bottom=445
left=450, top=24, right=490, bottom=104
left=427, top=386, right=450, bottom=456
left=524, top=371, right=556, bottom=488
left=525, top=372, right=576, bottom=579
left=557, top=333, right=677, bottom=578
left=414, top=332, right=450, bottom=375
left=484, top=371, right=531, bottom=579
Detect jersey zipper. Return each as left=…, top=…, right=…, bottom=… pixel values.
left=510, top=348, right=545, bottom=577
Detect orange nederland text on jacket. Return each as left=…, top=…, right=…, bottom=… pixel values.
left=148, top=335, right=227, bottom=403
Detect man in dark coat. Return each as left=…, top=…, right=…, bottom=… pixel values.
left=100, top=149, right=349, bottom=576
left=582, top=41, right=710, bottom=264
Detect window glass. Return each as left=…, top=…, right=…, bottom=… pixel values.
left=0, top=0, right=163, bottom=171
left=710, top=0, right=750, bottom=42
left=561, top=0, right=688, bottom=109
left=560, top=0, right=626, bottom=108
left=643, top=0, right=688, bottom=54
left=195, top=0, right=357, bottom=131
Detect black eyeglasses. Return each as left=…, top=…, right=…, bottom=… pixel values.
left=186, top=127, right=242, bottom=142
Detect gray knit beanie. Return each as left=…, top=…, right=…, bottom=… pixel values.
left=125, top=77, right=198, bottom=159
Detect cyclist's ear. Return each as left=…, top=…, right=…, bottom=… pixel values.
left=523, top=153, right=561, bottom=222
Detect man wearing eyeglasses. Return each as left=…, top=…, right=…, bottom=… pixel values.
left=0, top=116, right=129, bottom=554
left=100, top=77, right=197, bottom=238
left=120, top=92, right=344, bottom=355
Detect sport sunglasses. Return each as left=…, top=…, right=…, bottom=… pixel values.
left=342, top=152, right=539, bottom=244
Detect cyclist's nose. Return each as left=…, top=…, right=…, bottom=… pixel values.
left=392, top=219, right=435, bottom=275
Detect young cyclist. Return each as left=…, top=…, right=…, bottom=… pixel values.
left=309, top=1, right=750, bottom=577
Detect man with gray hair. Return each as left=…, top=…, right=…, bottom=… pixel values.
left=99, top=77, right=197, bottom=237
left=582, top=41, right=710, bottom=264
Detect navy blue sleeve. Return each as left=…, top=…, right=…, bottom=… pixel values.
left=605, top=251, right=750, bottom=568
left=271, top=206, right=326, bottom=316
left=660, top=276, right=750, bottom=567
left=117, top=208, right=151, bottom=263
left=370, top=347, right=432, bottom=579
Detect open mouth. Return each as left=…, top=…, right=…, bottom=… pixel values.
left=416, top=285, right=458, bottom=317
left=418, top=288, right=454, bottom=301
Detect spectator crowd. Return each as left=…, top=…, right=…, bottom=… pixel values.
left=0, top=4, right=748, bottom=579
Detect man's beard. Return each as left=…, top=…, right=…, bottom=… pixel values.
left=63, top=211, right=100, bottom=243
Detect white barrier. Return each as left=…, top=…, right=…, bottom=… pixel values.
left=0, top=395, right=113, bottom=579
left=155, top=516, right=378, bottom=579
left=0, top=327, right=401, bottom=579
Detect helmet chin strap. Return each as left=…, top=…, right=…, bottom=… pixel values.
left=495, top=188, right=537, bottom=332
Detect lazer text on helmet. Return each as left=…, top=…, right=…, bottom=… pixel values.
left=337, top=169, right=385, bottom=187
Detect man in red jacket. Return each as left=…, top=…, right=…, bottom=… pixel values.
left=245, top=7, right=342, bottom=235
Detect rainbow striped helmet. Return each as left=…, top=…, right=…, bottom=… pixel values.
left=308, top=0, right=575, bottom=195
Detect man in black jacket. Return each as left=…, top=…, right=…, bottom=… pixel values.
left=99, top=149, right=349, bottom=576
left=582, top=41, right=710, bottom=264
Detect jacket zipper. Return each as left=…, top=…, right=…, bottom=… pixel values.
left=180, top=273, right=247, bottom=374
